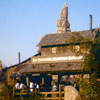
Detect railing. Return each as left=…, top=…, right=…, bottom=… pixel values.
left=39, top=91, right=64, bottom=100
left=13, top=85, right=64, bottom=100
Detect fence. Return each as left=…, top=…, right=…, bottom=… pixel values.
left=13, top=85, right=65, bottom=100
left=39, top=91, right=64, bottom=100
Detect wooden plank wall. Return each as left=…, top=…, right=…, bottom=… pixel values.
left=41, top=45, right=78, bottom=56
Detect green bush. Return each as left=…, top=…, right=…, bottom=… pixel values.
left=78, top=79, right=100, bottom=100
left=0, top=82, right=19, bottom=100
left=29, top=92, right=41, bottom=100
left=0, top=82, right=11, bottom=100
left=0, top=82, right=42, bottom=100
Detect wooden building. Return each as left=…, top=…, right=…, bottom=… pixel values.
left=13, top=28, right=100, bottom=86
left=6, top=53, right=40, bottom=85
left=7, top=4, right=100, bottom=88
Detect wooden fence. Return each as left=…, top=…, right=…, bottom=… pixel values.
left=39, top=91, right=64, bottom=100
left=13, top=85, right=65, bottom=100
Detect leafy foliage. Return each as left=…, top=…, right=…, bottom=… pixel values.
left=69, top=34, right=100, bottom=100
left=0, top=82, right=42, bottom=100
left=69, top=34, right=92, bottom=56
left=79, top=38, right=100, bottom=100
left=79, top=79, right=100, bottom=100
left=29, top=92, right=41, bottom=100
left=0, top=82, right=11, bottom=100
left=83, top=39, right=100, bottom=78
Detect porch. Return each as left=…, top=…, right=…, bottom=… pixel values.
left=13, top=84, right=64, bottom=100
left=11, top=62, right=83, bottom=99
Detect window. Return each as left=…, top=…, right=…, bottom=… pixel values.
left=75, top=45, right=80, bottom=51
left=52, top=47, right=56, bottom=54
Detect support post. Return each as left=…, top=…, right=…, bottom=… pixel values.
left=26, top=76, right=29, bottom=86
left=42, top=77, right=44, bottom=85
left=13, top=76, right=15, bottom=86
left=13, top=87, right=15, bottom=97
left=13, top=76, right=15, bottom=97
left=59, top=84, right=62, bottom=100
left=58, top=75, right=62, bottom=85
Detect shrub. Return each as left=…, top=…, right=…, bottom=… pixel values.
left=28, top=92, right=41, bottom=100
left=0, top=82, right=11, bottom=100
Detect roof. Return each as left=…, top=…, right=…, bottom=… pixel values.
left=14, top=61, right=83, bottom=74
left=5, top=53, right=40, bottom=71
left=37, top=28, right=100, bottom=47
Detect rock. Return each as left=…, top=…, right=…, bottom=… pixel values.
left=56, top=4, right=71, bottom=33
left=64, top=86, right=82, bottom=100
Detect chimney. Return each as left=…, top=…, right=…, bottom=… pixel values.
left=18, top=52, right=21, bottom=64
left=90, top=15, right=93, bottom=31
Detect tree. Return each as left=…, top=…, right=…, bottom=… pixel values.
left=0, top=82, right=11, bottom=100
left=69, top=34, right=100, bottom=100
left=80, top=38, right=100, bottom=100
left=83, top=39, right=100, bottom=79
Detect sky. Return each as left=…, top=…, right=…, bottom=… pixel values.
left=0, top=0, right=100, bottom=67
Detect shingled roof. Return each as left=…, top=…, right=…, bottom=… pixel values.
left=14, top=61, right=83, bottom=74
left=37, top=28, right=100, bottom=47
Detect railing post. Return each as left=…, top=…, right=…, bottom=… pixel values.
left=26, top=76, right=29, bottom=86
left=13, top=87, right=15, bottom=97
left=59, top=84, right=62, bottom=100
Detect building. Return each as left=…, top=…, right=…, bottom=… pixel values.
left=6, top=53, right=39, bottom=85
left=7, top=4, right=100, bottom=87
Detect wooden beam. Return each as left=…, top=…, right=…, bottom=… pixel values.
left=59, top=84, right=62, bottom=100
left=26, top=77, right=29, bottom=86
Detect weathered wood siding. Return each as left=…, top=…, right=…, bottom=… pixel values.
left=41, top=45, right=80, bottom=56
left=6, top=67, right=16, bottom=85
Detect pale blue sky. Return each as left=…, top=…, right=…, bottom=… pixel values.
left=0, top=0, right=100, bottom=67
